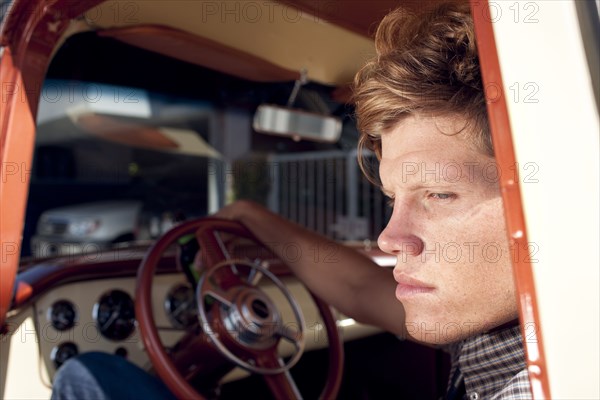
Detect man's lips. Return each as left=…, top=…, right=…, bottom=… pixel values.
left=393, top=273, right=435, bottom=298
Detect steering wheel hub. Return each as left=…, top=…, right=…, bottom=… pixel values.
left=222, top=287, right=281, bottom=349
left=198, top=259, right=306, bottom=374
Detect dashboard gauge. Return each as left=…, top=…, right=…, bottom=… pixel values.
left=165, top=283, right=197, bottom=329
left=93, top=289, right=136, bottom=341
left=48, top=300, right=77, bottom=331
left=51, top=342, right=78, bottom=369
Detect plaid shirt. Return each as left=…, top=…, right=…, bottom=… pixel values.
left=447, top=325, right=533, bottom=400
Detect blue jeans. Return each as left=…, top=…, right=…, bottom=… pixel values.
left=51, top=352, right=177, bottom=400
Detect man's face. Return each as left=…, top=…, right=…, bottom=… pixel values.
left=378, top=114, right=518, bottom=344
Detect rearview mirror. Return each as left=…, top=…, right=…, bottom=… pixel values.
left=253, top=104, right=342, bottom=143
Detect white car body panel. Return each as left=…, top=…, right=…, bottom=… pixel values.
left=492, top=1, right=600, bottom=398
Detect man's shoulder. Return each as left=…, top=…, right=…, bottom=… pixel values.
left=490, top=368, right=533, bottom=400
left=457, top=325, right=533, bottom=400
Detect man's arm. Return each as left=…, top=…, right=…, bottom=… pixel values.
left=216, top=200, right=407, bottom=337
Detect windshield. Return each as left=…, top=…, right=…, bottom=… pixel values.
left=23, top=31, right=390, bottom=259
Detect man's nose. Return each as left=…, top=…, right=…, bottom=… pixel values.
left=377, top=203, right=424, bottom=256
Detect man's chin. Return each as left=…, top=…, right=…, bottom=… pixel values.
left=404, top=319, right=487, bottom=345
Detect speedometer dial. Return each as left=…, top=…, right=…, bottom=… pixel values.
left=93, top=289, right=136, bottom=341
left=48, top=300, right=77, bottom=331
left=165, top=283, right=197, bottom=329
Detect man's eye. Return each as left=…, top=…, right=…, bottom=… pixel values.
left=428, top=192, right=456, bottom=200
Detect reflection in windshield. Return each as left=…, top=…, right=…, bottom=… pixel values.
left=26, top=80, right=218, bottom=258
left=24, top=33, right=390, bottom=259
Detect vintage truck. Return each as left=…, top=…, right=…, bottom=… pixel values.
left=0, top=0, right=598, bottom=399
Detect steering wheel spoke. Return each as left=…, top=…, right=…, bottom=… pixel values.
left=276, top=324, right=303, bottom=348
left=202, top=281, right=234, bottom=309
left=168, top=325, right=231, bottom=381
left=246, top=263, right=263, bottom=285
left=256, top=352, right=303, bottom=400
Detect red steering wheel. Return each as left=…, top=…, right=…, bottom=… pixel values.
left=136, top=217, right=343, bottom=399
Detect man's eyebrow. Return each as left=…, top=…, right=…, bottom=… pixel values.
left=380, top=181, right=462, bottom=197
left=380, top=184, right=425, bottom=197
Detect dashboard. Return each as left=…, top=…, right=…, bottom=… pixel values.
left=32, top=272, right=381, bottom=381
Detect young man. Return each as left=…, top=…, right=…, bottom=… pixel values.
left=53, top=3, right=532, bottom=399
left=217, top=3, right=531, bottom=399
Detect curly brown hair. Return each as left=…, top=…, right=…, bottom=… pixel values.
left=354, top=2, right=492, bottom=179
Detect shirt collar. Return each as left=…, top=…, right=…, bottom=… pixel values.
left=455, top=324, right=526, bottom=399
